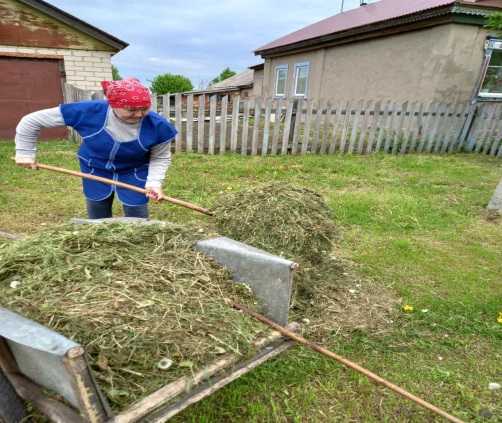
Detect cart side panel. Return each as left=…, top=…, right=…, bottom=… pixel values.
left=0, top=307, right=81, bottom=408
left=195, top=236, right=296, bottom=325
left=8, top=340, right=80, bottom=407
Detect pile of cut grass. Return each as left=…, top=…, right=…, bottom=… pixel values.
left=212, top=182, right=396, bottom=341
left=0, top=222, right=266, bottom=410
left=212, top=182, right=337, bottom=264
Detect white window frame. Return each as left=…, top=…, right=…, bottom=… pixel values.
left=294, top=62, right=310, bottom=97
left=479, top=39, right=502, bottom=98
left=274, top=65, right=288, bottom=97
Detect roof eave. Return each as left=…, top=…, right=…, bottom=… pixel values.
left=249, top=63, right=265, bottom=70
left=184, top=85, right=253, bottom=95
left=17, top=0, right=129, bottom=51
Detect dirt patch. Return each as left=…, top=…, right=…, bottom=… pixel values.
left=291, top=255, right=398, bottom=342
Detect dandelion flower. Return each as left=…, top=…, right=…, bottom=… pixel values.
left=402, top=304, right=414, bottom=313
left=497, top=312, right=502, bottom=324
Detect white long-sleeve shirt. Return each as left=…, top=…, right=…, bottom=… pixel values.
left=15, top=106, right=172, bottom=188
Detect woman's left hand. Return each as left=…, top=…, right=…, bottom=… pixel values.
left=145, top=187, right=163, bottom=202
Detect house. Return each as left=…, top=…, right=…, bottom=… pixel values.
left=249, top=63, right=265, bottom=98
left=254, top=0, right=502, bottom=103
left=181, top=66, right=260, bottom=109
left=0, top=0, right=127, bottom=138
left=208, top=67, right=256, bottom=99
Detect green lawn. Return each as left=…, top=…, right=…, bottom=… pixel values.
left=1, top=140, right=501, bottom=422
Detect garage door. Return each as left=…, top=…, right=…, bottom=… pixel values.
left=0, top=56, right=67, bottom=140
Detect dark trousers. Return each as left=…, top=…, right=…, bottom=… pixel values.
left=86, top=193, right=149, bottom=219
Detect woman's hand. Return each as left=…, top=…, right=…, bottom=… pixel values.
left=145, top=187, right=163, bottom=202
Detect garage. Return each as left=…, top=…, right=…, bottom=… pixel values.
left=0, top=55, right=67, bottom=139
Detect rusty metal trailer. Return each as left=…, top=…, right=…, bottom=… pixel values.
left=0, top=219, right=298, bottom=423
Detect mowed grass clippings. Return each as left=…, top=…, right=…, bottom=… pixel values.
left=212, top=182, right=397, bottom=341
left=0, top=222, right=267, bottom=410
left=212, top=182, right=337, bottom=264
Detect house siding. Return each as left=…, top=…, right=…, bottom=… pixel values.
left=264, top=50, right=324, bottom=99
left=261, top=23, right=489, bottom=103
left=253, top=68, right=264, bottom=97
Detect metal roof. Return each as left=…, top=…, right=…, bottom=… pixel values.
left=255, top=0, right=501, bottom=54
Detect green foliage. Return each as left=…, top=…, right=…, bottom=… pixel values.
left=485, top=11, right=502, bottom=34
left=111, top=65, right=122, bottom=80
left=211, top=67, right=236, bottom=85
left=150, top=73, right=193, bottom=94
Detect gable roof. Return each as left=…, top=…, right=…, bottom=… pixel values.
left=255, top=0, right=502, bottom=56
left=17, top=0, right=128, bottom=51
left=209, top=69, right=254, bottom=90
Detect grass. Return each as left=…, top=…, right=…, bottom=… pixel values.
left=1, top=139, right=501, bottom=422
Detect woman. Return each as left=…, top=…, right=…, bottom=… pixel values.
left=15, top=77, right=177, bottom=219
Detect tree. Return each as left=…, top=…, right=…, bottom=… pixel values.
left=111, top=65, right=122, bottom=80
left=150, top=73, right=193, bottom=94
left=486, top=12, right=502, bottom=33
left=211, top=67, right=236, bottom=85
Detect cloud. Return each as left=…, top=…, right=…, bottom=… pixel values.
left=47, top=0, right=372, bottom=86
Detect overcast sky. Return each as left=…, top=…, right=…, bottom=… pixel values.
left=48, top=0, right=376, bottom=88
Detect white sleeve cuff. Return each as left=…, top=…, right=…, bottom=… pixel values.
left=15, top=153, right=36, bottom=163
left=145, top=180, right=163, bottom=189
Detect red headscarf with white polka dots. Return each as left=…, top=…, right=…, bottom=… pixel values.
left=101, top=78, right=151, bottom=109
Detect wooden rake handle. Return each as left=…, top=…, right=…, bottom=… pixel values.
left=233, top=304, right=466, bottom=423
left=34, top=162, right=213, bottom=216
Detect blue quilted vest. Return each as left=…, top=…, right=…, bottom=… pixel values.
left=60, top=100, right=176, bottom=205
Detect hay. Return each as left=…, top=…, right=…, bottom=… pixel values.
left=212, top=182, right=337, bottom=264
left=0, top=183, right=398, bottom=416
left=212, top=182, right=397, bottom=341
left=0, top=222, right=266, bottom=410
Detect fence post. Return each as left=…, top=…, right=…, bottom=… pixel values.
left=186, top=94, right=194, bottom=153
left=197, top=95, right=205, bottom=153
left=175, top=93, right=182, bottom=152
left=288, top=99, right=298, bottom=152
left=281, top=99, right=294, bottom=155
left=456, top=101, right=478, bottom=152
left=230, top=95, right=240, bottom=153
left=208, top=95, right=217, bottom=155
left=151, top=94, right=158, bottom=113
left=251, top=97, right=262, bottom=156
left=220, top=95, right=228, bottom=155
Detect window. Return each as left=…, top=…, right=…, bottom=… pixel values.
left=294, top=62, right=310, bottom=97
left=275, top=65, right=288, bottom=97
left=480, top=39, right=502, bottom=98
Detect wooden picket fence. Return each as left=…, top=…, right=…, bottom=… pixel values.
left=63, top=84, right=502, bottom=157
